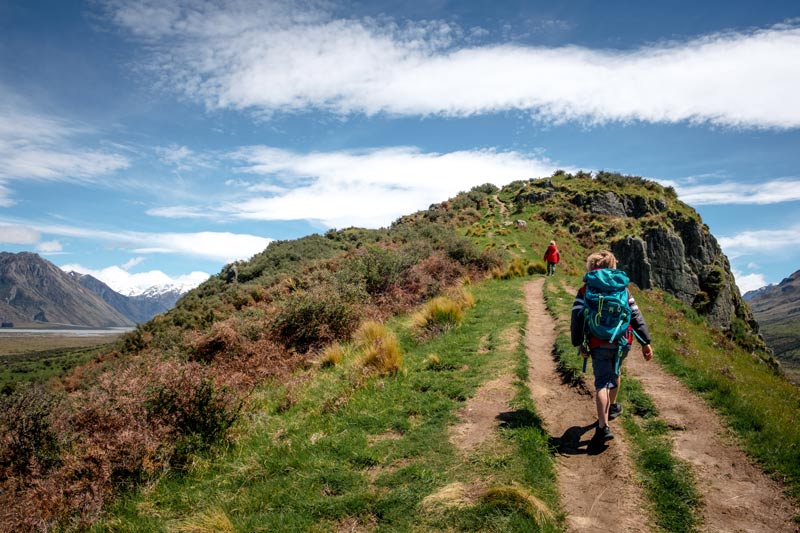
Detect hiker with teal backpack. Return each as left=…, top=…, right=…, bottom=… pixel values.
left=570, top=250, right=654, bottom=442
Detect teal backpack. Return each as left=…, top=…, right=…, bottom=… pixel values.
left=581, top=269, right=633, bottom=373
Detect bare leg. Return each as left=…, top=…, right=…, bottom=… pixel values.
left=609, top=375, right=621, bottom=405
left=596, top=386, right=610, bottom=428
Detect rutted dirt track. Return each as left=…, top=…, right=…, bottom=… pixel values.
left=524, top=278, right=798, bottom=532
left=523, top=278, right=649, bottom=532
left=450, top=278, right=798, bottom=531
left=626, top=350, right=798, bottom=532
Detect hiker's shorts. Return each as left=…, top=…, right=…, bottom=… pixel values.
left=591, top=346, right=630, bottom=390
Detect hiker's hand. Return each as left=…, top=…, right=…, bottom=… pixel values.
left=642, top=344, right=653, bottom=361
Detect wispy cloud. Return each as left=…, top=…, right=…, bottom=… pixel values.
left=146, top=206, right=220, bottom=219
left=718, top=225, right=800, bottom=258
left=60, top=262, right=209, bottom=295
left=670, top=178, right=800, bottom=205
left=0, top=89, right=130, bottom=182
left=221, top=145, right=562, bottom=227
left=105, top=1, right=800, bottom=128
left=38, top=224, right=272, bottom=263
left=1, top=218, right=271, bottom=264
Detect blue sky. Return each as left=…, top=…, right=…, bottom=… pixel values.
left=1, top=0, right=799, bottom=294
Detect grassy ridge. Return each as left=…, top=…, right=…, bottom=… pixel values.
left=98, top=279, right=562, bottom=532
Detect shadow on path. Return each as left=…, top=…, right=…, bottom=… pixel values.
left=549, top=422, right=611, bottom=456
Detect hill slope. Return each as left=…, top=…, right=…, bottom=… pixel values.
left=3, top=172, right=795, bottom=531
left=0, top=252, right=134, bottom=327
left=745, top=269, right=800, bottom=381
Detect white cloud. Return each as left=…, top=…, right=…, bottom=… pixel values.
left=36, top=240, right=63, bottom=253
left=146, top=206, right=219, bottom=219
left=0, top=182, right=14, bottom=207
left=34, top=223, right=272, bottom=263
left=61, top=262, right=209, bottom=295
left=673, top=178, right=800, bottom=205
left=223, top=145, right=562, bottom=227
left=106, top=1, right=800, bottom=128
left=122, top=256, right=146, bottom=270
left=718, top=225, right=800, bottom=258
left=733, top=270, right=768, bottom=293
left=0, top=224, right=40, bottom=244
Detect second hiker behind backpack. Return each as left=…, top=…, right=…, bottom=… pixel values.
left=570, top=250, right=654, bottom=443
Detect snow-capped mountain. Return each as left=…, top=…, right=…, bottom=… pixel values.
left=71, top=273, right=189, bottom=324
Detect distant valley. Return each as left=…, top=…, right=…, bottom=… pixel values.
left=0, top=252, right=185, bottom=327
left=745, top=269, right=800, bottom=383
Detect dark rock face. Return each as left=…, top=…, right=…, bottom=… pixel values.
left=590, top=192, right=628, bottom=217
left=613, top=236, right=652, bottom=290
left=612, top=226, right=745, bottom=330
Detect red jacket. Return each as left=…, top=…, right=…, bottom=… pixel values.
left=544, top=245, right=559, bottom=263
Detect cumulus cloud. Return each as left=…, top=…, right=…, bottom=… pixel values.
left=672, top=178, right=800, bottom=205
left=718, top=225, right=800, bottom=258
left=0, top=224, right=40, bottom=244
left=105, top=0, right=800, bottom=128
left=732, top=270, right=769, bottom=293
left=221, top=145, right=562, bottom=227
left=61, top=262, right=209, bottom=295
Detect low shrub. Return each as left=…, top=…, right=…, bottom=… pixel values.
left=271, top=281, right=363, bottom=353
left=145, top=369, right=241, bottom=464
left=0, top=383, right=63, bottom=476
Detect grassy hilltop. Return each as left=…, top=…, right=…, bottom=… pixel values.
left=1, top=172, right=797, bottom=531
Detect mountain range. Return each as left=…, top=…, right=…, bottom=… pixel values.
left=744, top=269, right=800, bottom=382
left=0, top=252, right=184, bottom=327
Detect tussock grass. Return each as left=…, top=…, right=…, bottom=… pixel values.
left=354, top=321, right=403, bottom=375
left=482, top=484, right=555, bottom=524
left=320, top=342, right=345, bottom=368
left=172, top=507, right=235, bottom=532
left=412, top=295, right=465, bottom=339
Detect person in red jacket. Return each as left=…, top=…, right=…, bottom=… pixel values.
left=543, top=241, right=560, bottom=276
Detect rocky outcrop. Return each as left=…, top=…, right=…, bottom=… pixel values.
left=512, top=174, right=755, bottom=335
left=612, top=222, right=749, bottom=331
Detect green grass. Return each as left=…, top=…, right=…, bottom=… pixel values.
left=0, top=341, right=117, bottom=393
left=618, top=378, right=700, bottom=532
left=96, top=278, right=562, bottom=532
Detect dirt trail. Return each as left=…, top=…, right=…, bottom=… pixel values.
left=523, top=278, right=650, bottom=532
left=626, top=352, right=799, bottom=532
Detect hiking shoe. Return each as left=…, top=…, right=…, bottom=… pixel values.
left=609, top=403, right=623, bottom=420
left=595, top=424, right=614, bottom=442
